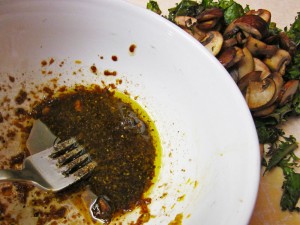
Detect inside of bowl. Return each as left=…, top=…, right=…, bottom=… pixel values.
left=0, top=0, right=260, bottom=224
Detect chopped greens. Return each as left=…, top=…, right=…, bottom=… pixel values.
left=168, top=0, right=204, bottom=21
left=146, top=0, right=162, bottom=15
left=265, top=135, right=298, bottom=172
left=286, top=51, right=300, bottom=80
left=222, top=2, right=246, bottom=24
left=146, top=0, right=300, bottom=213
left=286, top=12, right=300, bottom=46
left=167, top=0, right=249, bottom=24
left=285, top=13, right=300, bottom=80
left=281, top=166, right=300, bottom=211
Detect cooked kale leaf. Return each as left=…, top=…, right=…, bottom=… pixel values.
left=281, top=169, right=300, bottom=211
left=265, top=136, right=298, bottom=172
left=147, top=0, right=162, bottom=15
left=168, top=0, right=204, bottom=21
left=285, top=12, right=300, bottom=80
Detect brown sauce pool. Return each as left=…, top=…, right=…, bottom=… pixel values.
left=30, top=85, right=160, bottom=223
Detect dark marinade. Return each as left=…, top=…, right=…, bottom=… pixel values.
left=30, top=85, right=156, bottom=221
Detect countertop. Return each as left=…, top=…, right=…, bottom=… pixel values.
left=127, top=1, right=300, bottom=224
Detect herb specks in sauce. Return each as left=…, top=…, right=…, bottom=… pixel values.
left=31, top=85, right=160, bottom=223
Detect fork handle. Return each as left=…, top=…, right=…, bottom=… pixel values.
left=0, top=169, right=34, bottom=183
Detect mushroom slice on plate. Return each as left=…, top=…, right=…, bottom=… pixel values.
left=224, top=15, right=269, bottom=40
left=245, top=36, right=278, bottom=57
left=218, top=46, right=244, bottom=68
left=263, top=49, right=291, bottom=74
left=278, top=80, right=299, bottom=106
left=237, top=47, right=254, bottom=79
left=246, top=9, right=271, bottom=24
left=270, top=72, right=284, bottom=104
left=197, top=7, right=224, bottom=22
left=196, top=8, right=223, bottom=30
left=183, top=26, right=206, bottom=42
left=253, top=58, right=271, bottom=80
left=253, top=103, right=277, bottom=117
left=223, top=36, right=238, bottom=49
left=238, top=71, right=261, bottom=93
left=197, top=19, right=219, bottom=30
left=201, top=31, right=223, bottom=56
left=175, top=16, right=197, bottom=28
left=245, top=78, right=276, bottom=110
left=229, top=67, right=239, bottom=83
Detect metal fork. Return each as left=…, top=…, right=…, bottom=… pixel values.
left=0, top=138, right=97, bottom=192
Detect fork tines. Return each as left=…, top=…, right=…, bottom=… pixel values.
left=49, top=138, right=97, bottom=179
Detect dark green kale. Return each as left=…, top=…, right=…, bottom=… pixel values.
left=254, top=118, right=282, bottom=144
left=202, top=0, right=249, bottom=24
left=167, top=0, right=204, bottom=22
left=146, top=0, right=162, bottom=15
left=285, top=51, right=300, bottom=80
left=262, top=132, right=300, bottom=211
left=166, top=0, right=248, bottom=24
left=285, top=12, right=300, bottom=80
left=269, top=22, right=282, bottom=36
left=265, top=135, right=298, bottom=172
left=292, top=91, right=300, bottom=115
left=280, top=162, right=300, bottom=211
left=286, top=12, right=300, bottom=46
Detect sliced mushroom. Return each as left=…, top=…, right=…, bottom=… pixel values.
left=196, top=8, right=223, bottom=30
left=237, top=47, right=254, bottom=79
left=236, top=31, right=248, bottom=44
left=183, top=26, right=206, bottom=42
left=218, top=46, right=244, bottom=68
left=269, top=72, right=284, bottom=104
left=228, top=67, right=239, bottom=83
left=222, top=36, right=238, bottom=49
left=246, top=9, right=271, bottom=23
left=253, top=58, right=271, bottom=80
left=245, top=36, right=278, bottom=57
left=201, top=31, right=223, bottom=56
left=278, top=80, right=299, bottom=106
left=245, top=78, right=276, bottom=110
left=224, top=15, right=269, bottom=40
left=197, top=19, right=219, bottom=30
left=238, top=71, right=261, bottom=93
left=175, top=16, right=197, bottom=28
left=263, top=49, right=291, bottom=75
left=253, top=103, right=277, bottom=117
left=197, top=8, right=224, bottom=22
left=279, top=32, right=297, bottom=56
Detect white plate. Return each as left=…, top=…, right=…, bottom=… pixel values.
left=0, top=0, right=260, bottom=224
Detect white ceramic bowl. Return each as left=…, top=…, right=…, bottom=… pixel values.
left=0, top=0, right=260, bottom=224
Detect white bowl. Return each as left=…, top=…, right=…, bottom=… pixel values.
left=0, top=0, right=260, bottom=224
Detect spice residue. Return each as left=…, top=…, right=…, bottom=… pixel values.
left=30, top=85, right=161, bottom=223
left=129, top=44, right=137, bottom=54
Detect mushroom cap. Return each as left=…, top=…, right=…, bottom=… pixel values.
left=263, top=49, right=291, bottom=74
left=224, top=15, right=269, bottom=40
left=246, top=9, right=271, bottom=23
left=196, top=8, right=224, bottom=22
left=218, top=46, right=244, bottom=68
left=201, top=31, right=223, bottom=56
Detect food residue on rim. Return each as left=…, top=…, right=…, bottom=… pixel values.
left=41, top=58, right=55, bottom=67
left=104, top=70, right=117, bottom=76
left=129, top=44, right=137, bottom=55
left=90, top=65, right=98, bottom=75
left=111, top=55, right=118, bottom=61
left=168, top=213, right=184, bottom=225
